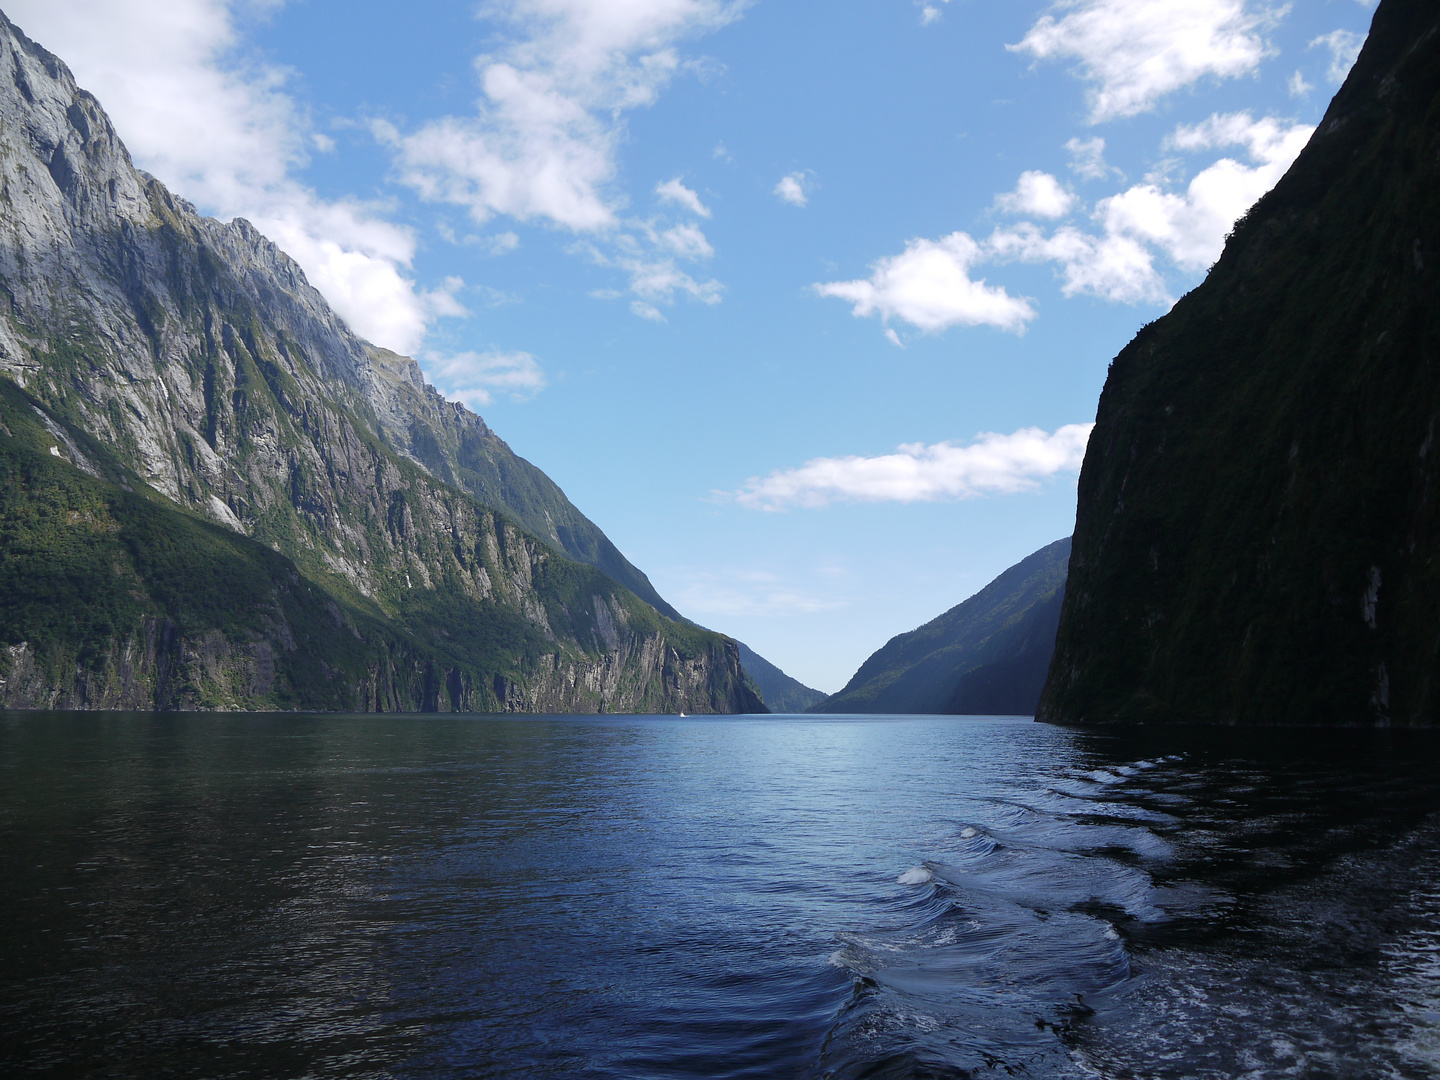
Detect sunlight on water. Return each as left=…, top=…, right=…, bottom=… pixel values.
left=2, top=713, right=1439, bottom=1078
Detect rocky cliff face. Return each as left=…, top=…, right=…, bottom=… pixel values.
left=0, top=12, right=762, bottom=714
left=1039, top=0, right=1440, bottom=726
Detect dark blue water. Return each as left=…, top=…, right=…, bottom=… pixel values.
left=3, top=713, right=1440, bottom=1078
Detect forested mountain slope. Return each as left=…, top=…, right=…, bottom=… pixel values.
left=734, top=641, right=825, bottom=713
left=817, top=538, right=1069, bottom=715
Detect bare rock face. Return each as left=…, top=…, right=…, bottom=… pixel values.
left=0, top=11, right=762, bottom=714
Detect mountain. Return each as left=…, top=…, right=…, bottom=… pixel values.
left=815, top=537, right=1070, bottom=715
left=0, top=11, right=763, bottom=714
left=733, top=641, right=825, bottom=713
left=1039, top=0, right=1440, bottom=726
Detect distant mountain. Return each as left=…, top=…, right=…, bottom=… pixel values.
left=0, top=12, right=762, bottom=714
left=815, top=538, right=1070, bottom=715
left=1040, top=0, right=1440, bottom=726
left=734, top=641, right=825, bottom=713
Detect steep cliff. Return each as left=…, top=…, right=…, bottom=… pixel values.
left=1039, top=0, right=1440, bottom=726
left=0, top=11, right=762, bottom=714
left=816, top=538, right=1069, bottom=715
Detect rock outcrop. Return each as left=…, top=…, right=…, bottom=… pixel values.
left=1039, top=0, right=1440, bottom=725
left=0, top=11, right=763, bottom=714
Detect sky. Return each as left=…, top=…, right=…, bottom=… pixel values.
left=11, top=0, right=1379, bottom=692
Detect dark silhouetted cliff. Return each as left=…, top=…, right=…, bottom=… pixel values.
left=1040, top=0, right=1440, bottom=725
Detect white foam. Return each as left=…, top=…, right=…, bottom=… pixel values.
left=897, top=866, right=933, bottom=886
left=960, top=827, right=978, bottom=839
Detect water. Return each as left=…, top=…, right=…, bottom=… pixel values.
left=3, top=713, right=1440, bottom=1079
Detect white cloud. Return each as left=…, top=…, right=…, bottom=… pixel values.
left=989, top=112, right=1313, bottom=303
left=377, top=103, right=615, bottom=232
left=656, top=177, right=711, bottom=217
left=988, top=221, right=1168, bottom=303
left=1011, top=0, right=1273, bottom=122
left=1311, top=29, right=1366, bottom=84
left=815, top=232, right=1036, bottom=335
left=732, top=425, right=1094, bottom=511
left=995, top=171, right=1076, bottom=218
left=7, top=0, right=455, bottom=355
left=659, top=222, right=715, bottom=259
left=919, top=1, right=952, bottom=26
left=423, top=349, right=547, bottom=408
left=485, top=231, right=522, bottom=254
left=673, top=571, right=845, bottom=617
left=774, top=172, right=809, bottom=206
left=1165, top=110, right=1307, bottom=159
left=382, top=0, right=744, bottom=231
left=1142, top=112, right=1313, bottom=267
left=1288, top=70, right=1313, bottom=97
left=1066, top=136, right=1114, bottom=180
left=585, top=227, right=722, bottom=319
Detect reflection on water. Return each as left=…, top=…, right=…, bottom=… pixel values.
left=2, top=713, right=1439, bottom=1078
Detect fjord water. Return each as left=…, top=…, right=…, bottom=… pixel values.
left=4, top=714, right=1440, bottom=1078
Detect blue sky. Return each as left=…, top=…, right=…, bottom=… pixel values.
left=15, top=0, right=1378, bottom=691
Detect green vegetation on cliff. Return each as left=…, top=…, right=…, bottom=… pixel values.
left=816, top=537, right=1070, bottom=715
left=1040, top=0, right=1440, bottom=726
left=0, top=379, right=761, bottom=712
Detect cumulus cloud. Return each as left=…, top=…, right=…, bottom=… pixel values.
left=995, top=171, right=1076, bottom=218
left=659, top=222, right=714, bottom=259
left=377, top=107, right=614, bottom=231
left=732, top=425, right=1094, bottom=511
left=1011, top=0, right=1273, bottom=122
left=424, top=349, right=547, bottom=408
left=8, top=0, right=454, bottom=355
left=989, top=112, right=1313, bottom=303
left=656, top=177, right=711, bottom=217
left=774, top=172, right=809, bottom=206
left=815, top=233, right=1036, bottom=335
left=382, top=0, right=744, bottom=231
left=1311, top=29, right=1366, bottom=84
left=988, top=222, right=1167, bottom=303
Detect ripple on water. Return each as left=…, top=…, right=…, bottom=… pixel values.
left=3, top=716, right=1440, bottom=1079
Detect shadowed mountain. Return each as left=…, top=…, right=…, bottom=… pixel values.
left=1039, top=0, right=1440, bottom=726
left=815, top=538, right=1070, bottom=715
left=734, top=641, right=826, bottom=713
